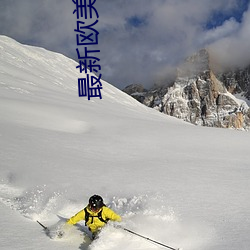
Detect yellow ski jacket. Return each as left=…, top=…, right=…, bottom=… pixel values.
left=67, top=206, right=121, bottom=233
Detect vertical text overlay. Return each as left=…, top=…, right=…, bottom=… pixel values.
left=72, top=0, right=103, bottom=100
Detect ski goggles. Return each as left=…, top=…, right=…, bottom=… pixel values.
left=89, top=204, right=101, bottom=212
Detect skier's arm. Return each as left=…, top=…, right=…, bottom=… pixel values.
left=104, top=207, right=122, bottom=222
left=67, top=209, right=85, bottom=225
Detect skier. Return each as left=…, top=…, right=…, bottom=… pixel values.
left=66, top=194, right=122, bottom=239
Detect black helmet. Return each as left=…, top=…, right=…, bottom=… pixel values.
left=89, top=195, right=104, bottom=210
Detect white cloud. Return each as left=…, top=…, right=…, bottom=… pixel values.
left=209, top=5, right=250, bottom=68
left=200, top=17, right=240, bottom=45
left=0, top=0, right=249, bottom=88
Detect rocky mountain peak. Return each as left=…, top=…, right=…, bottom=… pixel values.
left=177, top=49, right=210, bottom=78
left=123, top=49, right=250, bottom=130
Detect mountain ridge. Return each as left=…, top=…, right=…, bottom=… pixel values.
left=123, top=49, right=250, bottom=130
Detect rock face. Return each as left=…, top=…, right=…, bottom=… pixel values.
left=123, top=49, right=250, bottom=130
left=123, top=84, right=147, bottom=103
left=218, top=66, right=250, bottom=100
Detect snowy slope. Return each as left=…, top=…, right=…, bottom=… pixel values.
left=0, top=36, right=250, bottom=250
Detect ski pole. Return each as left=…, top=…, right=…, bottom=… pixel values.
left=37, top=220, right=48, bottom=231
left=122, top=227, right=180, bottom=250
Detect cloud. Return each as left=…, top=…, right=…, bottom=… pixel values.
left=0, top=0, right=249, bottom=89
left=209, top=4, right=250, bottom=69
left=95, top=0, right=250, bottom=88
left=200, top=18, right=240, bottom=45
left=0, top=0, right=75, bottom=56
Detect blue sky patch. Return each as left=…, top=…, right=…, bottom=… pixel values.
left=126, top=15, right=148, bottom=28
left=206, top=0, right=249, bottom=29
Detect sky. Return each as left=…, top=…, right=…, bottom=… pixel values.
left=0, top=0, right=249, bottom=89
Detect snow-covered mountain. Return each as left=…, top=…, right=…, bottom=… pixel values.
left=1, top=36, right=250, bottom=250
left=124, top=49, right=250, bottom=130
